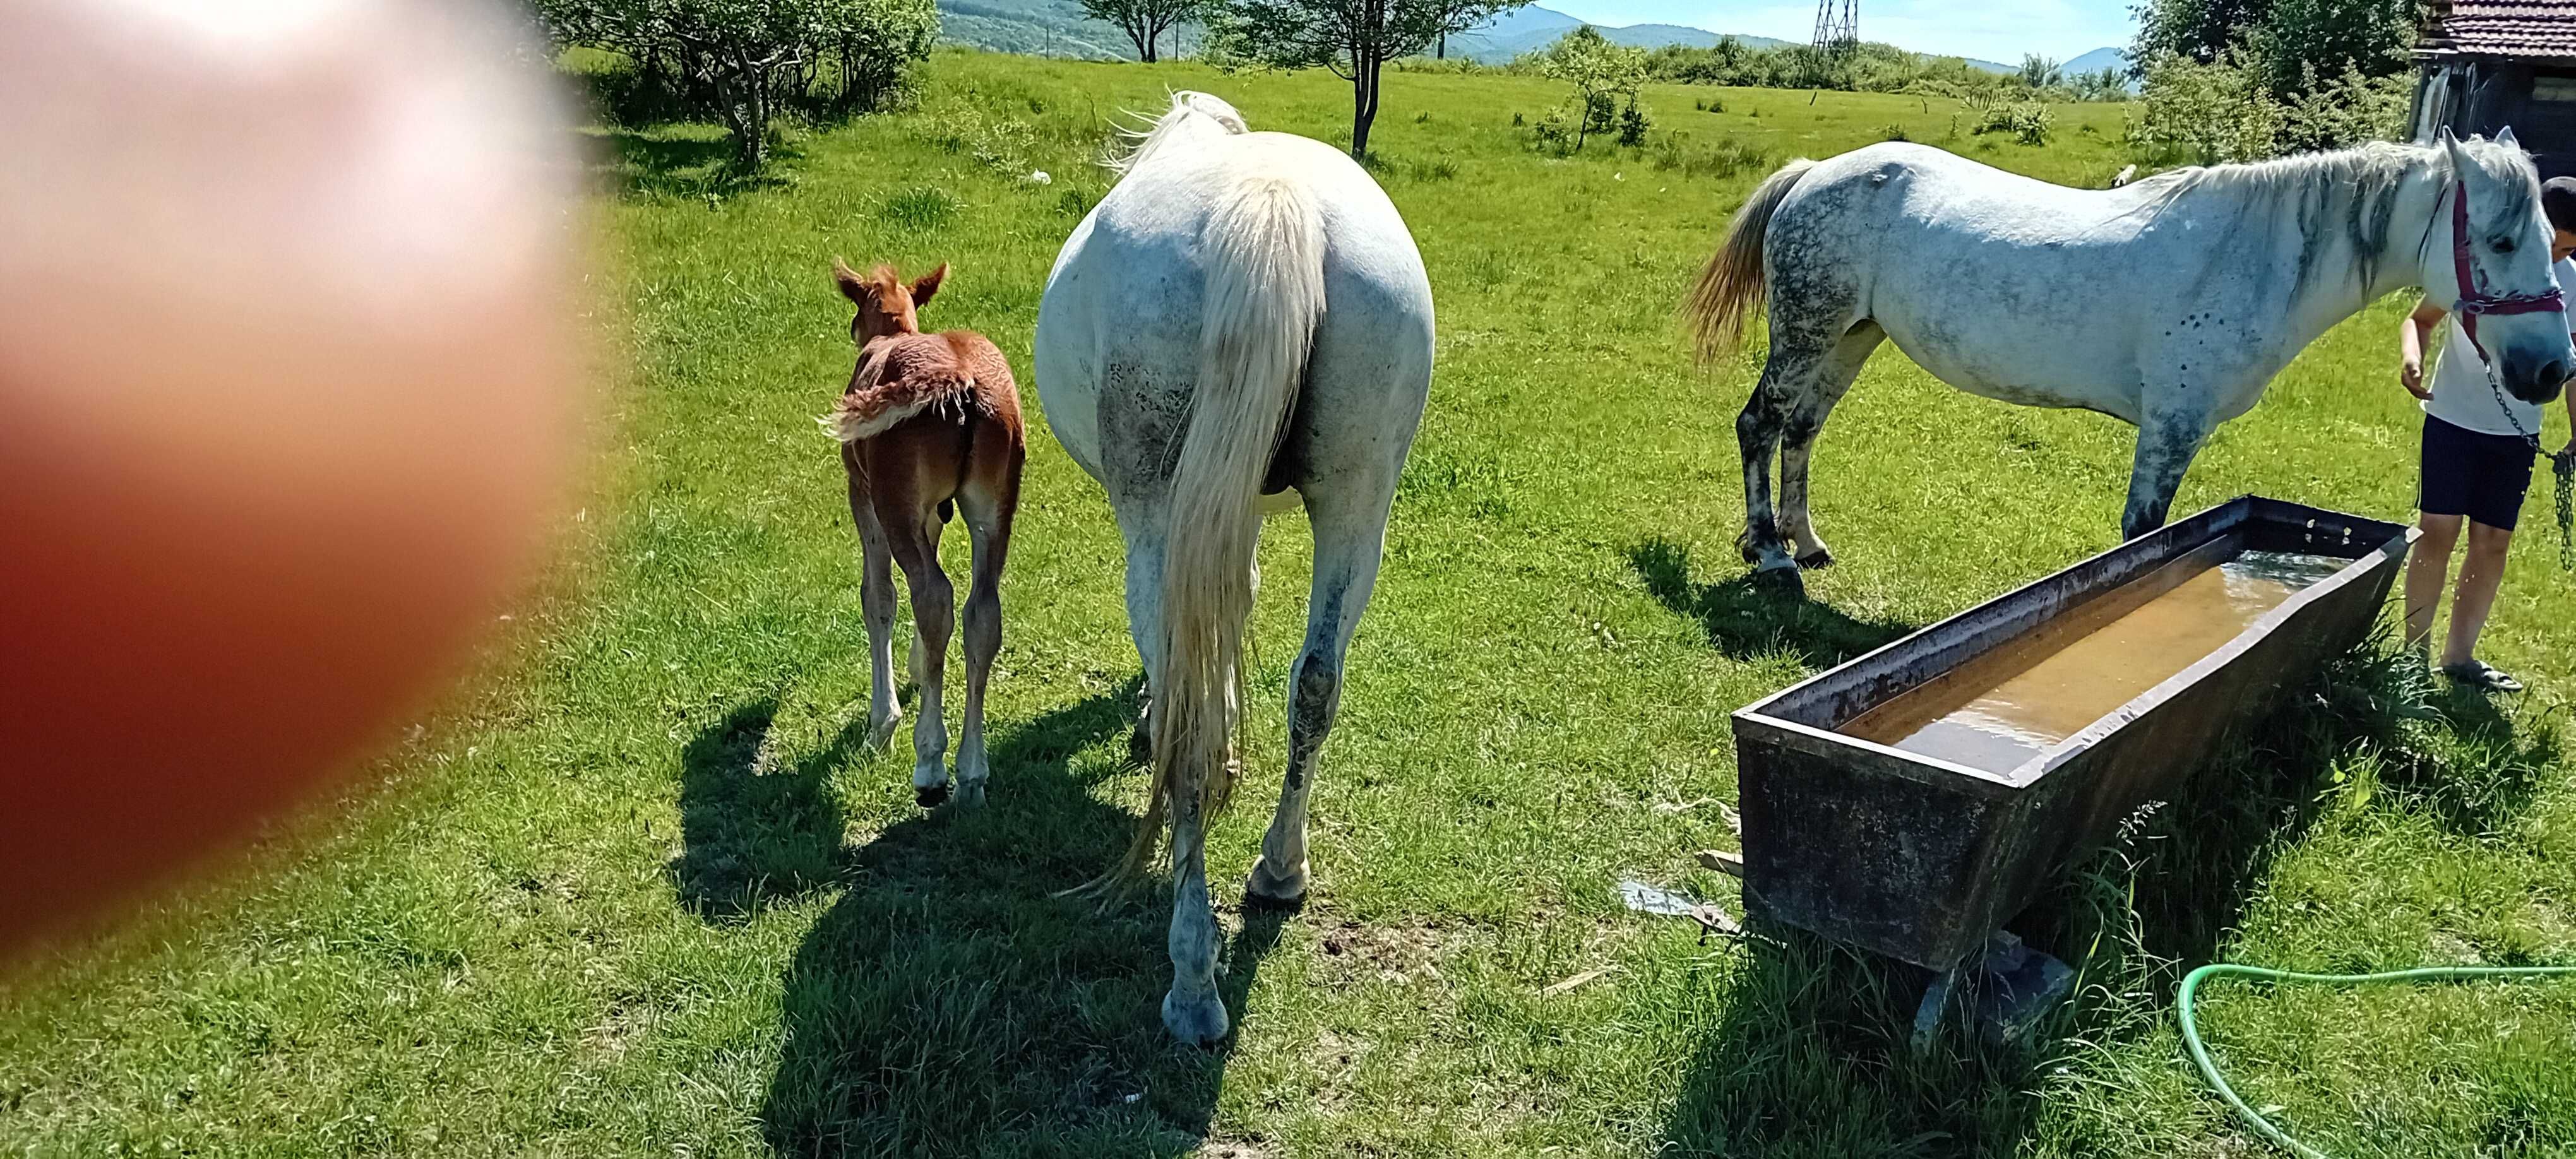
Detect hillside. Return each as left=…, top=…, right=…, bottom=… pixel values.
left=929, top=0, right=2049, bottom=72
left=2064, top=45, right=2130, bottom=74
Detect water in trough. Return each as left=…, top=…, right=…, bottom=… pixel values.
left=1840, top=550, right=2351, bottom=773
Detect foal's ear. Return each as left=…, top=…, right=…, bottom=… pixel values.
left=910, top=263, right=949, bottom=308
left=832, top=256, right=871, bottom=306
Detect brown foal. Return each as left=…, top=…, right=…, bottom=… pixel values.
left=827, top=258, right=1025, bottom=807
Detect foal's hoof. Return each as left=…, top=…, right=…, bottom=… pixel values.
left=1162, top=988, right=1231, bottom=1046
left=914, top=783, right=951, bottom=809
left=1244, top=859, right=1309, bottom=910
left=1796, top=547, right=1836, bottom=570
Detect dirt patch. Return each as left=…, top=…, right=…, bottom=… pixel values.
left=1311, top=915, right=1455, bottom=987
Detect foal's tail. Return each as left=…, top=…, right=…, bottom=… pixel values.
left=1685, top=157, right=1816, bottom=362
left=1096, top=172, right=1325, bottom=891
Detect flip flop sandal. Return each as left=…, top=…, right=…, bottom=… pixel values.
left=2442, top=661, right=2526, bottom=694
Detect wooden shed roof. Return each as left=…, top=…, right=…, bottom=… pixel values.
left=2419, top=0, right=2576, bottom=61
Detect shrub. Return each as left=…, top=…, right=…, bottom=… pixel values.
left=919, top=100, right=1036, bottom=174
left=1969, top=95, right=2053, bottom=145
left=1649, top=131, right=1771, bottom=179
left=880, top=186, right=958, bottom=230
left=1616, top=98, right=1650, bottom=147
left=1880, top=122, right=1909, bottom=142
left=534, top=0, right=938, bottom=170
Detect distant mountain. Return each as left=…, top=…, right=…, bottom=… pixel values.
left=1446, top=8, right=1793, bottom=61
left=2063, top=47, right=2128, bottom=74
left=927, top=0, right=2067, bottom=78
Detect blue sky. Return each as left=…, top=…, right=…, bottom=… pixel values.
left=1544, top=0, right=2135, bottom=64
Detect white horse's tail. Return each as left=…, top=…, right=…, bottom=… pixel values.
left=1686, top=157, right=1817, bottom=362
left=1107, top=172, right=1325, bottom=888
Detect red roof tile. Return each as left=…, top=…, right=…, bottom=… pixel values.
left=2421, top=0, right=2576, bottom=59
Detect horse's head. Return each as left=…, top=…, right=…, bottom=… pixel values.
left=832, top=258, right=945, bottom=344
left=2433, top=128, right=2573, bottom=405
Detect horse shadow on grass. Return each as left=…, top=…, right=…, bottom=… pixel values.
left=689, top=679, right=1291, bottom=1156
left=1659, top=642, right=2497, bottom=1155
left=1627, top=537, right=1917, bottom=669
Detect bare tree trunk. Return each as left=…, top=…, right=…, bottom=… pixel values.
left=1437, top=31, right=1446, bottom=58
left=1349, top=49, right=1381, bottom=158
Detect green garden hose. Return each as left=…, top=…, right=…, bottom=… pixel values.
left=2177, top=961, right=2576, bottom=1158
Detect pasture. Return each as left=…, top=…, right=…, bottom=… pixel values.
left=4, top=49, right=2575, bottom=1158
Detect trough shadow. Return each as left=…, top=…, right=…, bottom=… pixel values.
left=1628, top=536, right=1917, bottom=669
left=1659, top=642, right=2433, bottom=1154
left=672, top=697, right=856, bottom=921
left=758, top=679, right=1292, bottom=1156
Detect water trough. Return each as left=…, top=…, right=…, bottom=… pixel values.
left=1731, top=496, right=2416, bottom=972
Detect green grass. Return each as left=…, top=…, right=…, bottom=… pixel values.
left=5, top=48, right=2575, bottom=1158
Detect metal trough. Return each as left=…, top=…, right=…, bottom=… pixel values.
left=1732, top=496, right=2416, bottom=971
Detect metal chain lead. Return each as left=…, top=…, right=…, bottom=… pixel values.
left=2481, top=362, right=2576, bottom=571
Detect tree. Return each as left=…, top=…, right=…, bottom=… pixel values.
left=535, top=0, right=935, bottom=170
left=2018, top=53, right=2062, bottom=89
left=1535, top=27, right=1646, bottom=151
left=1080, top=0, right=1203, bottom=62
left=1216, top=0, right=1524, bottom=157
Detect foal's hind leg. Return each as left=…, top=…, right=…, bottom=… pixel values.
left=1778, top=322, right=1884, bottom=569
left=845, top=448, right=903, bottom=749
left=948, top=451, right=1023, bottom=807
left=883, top=506, right=955, bottom=806
left=1246, top=482, right=1390, bottom=908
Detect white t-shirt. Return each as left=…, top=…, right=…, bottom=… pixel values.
left=2424, top=255, right=2570, bottom=437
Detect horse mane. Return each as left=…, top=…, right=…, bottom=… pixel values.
left=1106, top=91, right=1245, bottom=174
left=2128, top=139, right=2534, bottom=299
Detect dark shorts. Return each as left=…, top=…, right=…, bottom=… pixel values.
left=2420, top=414, right=2536, bottom=530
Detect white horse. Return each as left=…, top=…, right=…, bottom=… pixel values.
left=1688, top=129, right=2574, bottom=592
left=1034, top=92, right=1435, bottom=1044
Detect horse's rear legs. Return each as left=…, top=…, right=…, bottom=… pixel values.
left=846, top=451, right=904, bottom=749
left=885, top=514, right=955, bottom=807
left=1778, top=323, right=1882, bottom=569
left=950, top=458, right=1021, bottom=807
left=1246, top=484, right=1388, bottom=909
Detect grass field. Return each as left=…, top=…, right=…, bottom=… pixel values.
left=5, top=49, right=2575, bottom=1158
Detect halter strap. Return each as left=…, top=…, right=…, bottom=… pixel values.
left=2450, top=178, right=2567, bottom=364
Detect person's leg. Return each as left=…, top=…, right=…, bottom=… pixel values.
left=2437, top=422, right=2534, bottom=692
left=2407, top=512, right=2464, bottom=657
left=2442, top=519, right=2515, bottom=669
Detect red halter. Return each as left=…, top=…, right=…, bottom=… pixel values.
left=2449, top=178, right=2566, bottom=364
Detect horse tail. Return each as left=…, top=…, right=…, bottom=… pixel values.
left=1098, top=172, right=1325, bottom=891
left=1686, top=157, right=1817, bottom=363
left=820, top=338, right=983, bottom=443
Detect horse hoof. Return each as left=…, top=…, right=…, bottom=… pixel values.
left=1162, top=988, right=1231, bottom=1046
left=914, top=783, right=951, bottom=809
left=953, top=778, right=987, bottom=808
left=1753, top=565, right=1806, bottom=600
left=1796, top=547, right=1835, bottom=570
left=864, top=713, right=901, bottom=751
left=1244, top=859, right=1308, bottom=910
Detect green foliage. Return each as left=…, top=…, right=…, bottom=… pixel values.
left=1971, top=93, right=2054, bottom=145
left=2019, top=53, right=2064, bottom=90
left=1075, top=0, right=1204, bottom=61
left=2131, top=0, right=2417, bottom=106
left=1211, top=0, right=1524, bottom=155
left=534, top=0, right=938, bottom=169
left=1616, top=98, right=1651, bottom=147
left=1530, top=26, right=1647, bottom=152
left=919, top=97, right=1039, bottom=172
left=2133, top=51, right=2407, bottom=163
left=1645, top=129, right=1772, bottom=177
left=879, top=185, right=960, bottom=229
left=1633, top=37, right=2125, bottom=103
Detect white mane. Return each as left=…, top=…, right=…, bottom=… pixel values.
left=2130, top=137, right=2536, bottom=295
left=1106, top=90, right=1248, bottom=174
